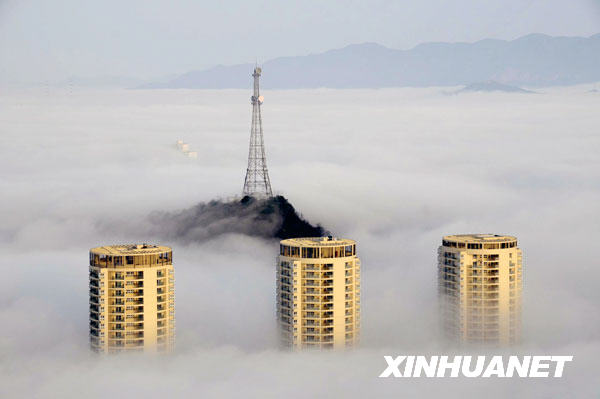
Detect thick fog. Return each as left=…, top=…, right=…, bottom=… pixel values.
left=0, top=86, right=599, bottom=398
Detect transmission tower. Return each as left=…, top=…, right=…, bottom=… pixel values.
left=243, top=66, right=273, bottom=197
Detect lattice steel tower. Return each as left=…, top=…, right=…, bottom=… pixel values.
left=243, top=66, right=273, bottom=197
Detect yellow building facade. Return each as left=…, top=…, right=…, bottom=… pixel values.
left=277, top=237, right=361, bottom=349
left=89, top=244, right=175, bottom=353
left=438, top=234, right=522, bottom=345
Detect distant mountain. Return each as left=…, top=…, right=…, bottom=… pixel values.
left=454, top=81, right=534, bottom=94
left=139, top=33, right=600, bottom=89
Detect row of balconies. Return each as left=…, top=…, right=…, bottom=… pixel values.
left=467, top=315, right=499, bottom=322
left=303, top=265, right=334, bottom=272
left=468, top=285, right=500, bottom=291
left=440, top=268, right=458, bottom=276
left=126, top=272, right=144, bottom=280
left=303, top=327, right=334, bottom=334
left=303, top=281, right=333, bottom=287
left=304, top=311, right=334, bottom=319
left=303, top=271, right=334, bottom=279
left=464, top=307, right=500, bottom=314
left=444, top=260, right=457, bottom=267
left=469, top=293, right=500, bottom=300
left=468, top=300, right=500, bottom=306
left=303, top=320, right=333, bottom=327
left=471, top=270, right=499, bottom=276
left=304, top=288, right=333, bottom=295
left=471, top=277, right=499, bottom=284
left=303, top=296, right=334, bottom=303
left=303, top=303, right=334, bottom=311
left=303, top=335, right=334, bottom=343
left=466, top=322, right=500, bottom=330
left=108, top=332, right=144, bottom=339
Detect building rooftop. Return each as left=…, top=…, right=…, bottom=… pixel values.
left=90, top=244, right=171, bottom=256
left=443, top=234, right=517, bottom=243
left=280, top=237, right=356, bottom=247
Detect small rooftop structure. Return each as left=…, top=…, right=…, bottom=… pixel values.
left=280, top=236, right=356, bottom=247
left=90, top=243, right=171, bottom=256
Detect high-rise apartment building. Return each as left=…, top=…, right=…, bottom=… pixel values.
left=438, top=234, right=522, bottom=345
left=89, top=244, right=175, bottom=353
left=277, top=237, right=361, bottom=349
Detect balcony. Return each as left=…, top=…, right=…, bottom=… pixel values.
left=129, top=324, right=144, bottom=331
left=109, top=325, right=125, bottom=331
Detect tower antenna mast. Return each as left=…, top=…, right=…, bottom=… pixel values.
left=243, top=66, right=273, bottom=197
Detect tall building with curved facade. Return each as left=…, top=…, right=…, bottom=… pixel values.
left=89, top=244, right=175, bottom=353
left=438, top=234, right=522, bottom=345
left=277, top=237, right=361, bottom=349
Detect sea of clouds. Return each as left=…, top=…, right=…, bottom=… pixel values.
left=0, top=86, right=599, bottom=398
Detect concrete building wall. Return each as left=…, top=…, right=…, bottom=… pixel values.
left=277, top=237, right=360, bottom=350
left=438, top=234, right=523, bottom=346
left=89, top=244, right=175, bottom=353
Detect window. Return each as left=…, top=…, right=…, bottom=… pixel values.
left=302, top=247, right=319, bottom=258
left=344, top=246, right=353, bottom=256
left=126, top=256, right=134, bottom=265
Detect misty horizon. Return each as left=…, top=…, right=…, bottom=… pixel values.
left=9, top=32, right=600, bottom=89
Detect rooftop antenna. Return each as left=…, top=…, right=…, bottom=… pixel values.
left=242, top=64, right=273, bottom=197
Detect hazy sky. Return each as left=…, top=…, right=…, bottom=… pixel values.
left=1, top=0, right=599, bottom=84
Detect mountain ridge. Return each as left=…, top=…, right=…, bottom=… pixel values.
left=138, top=33, right=600, bottom=89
